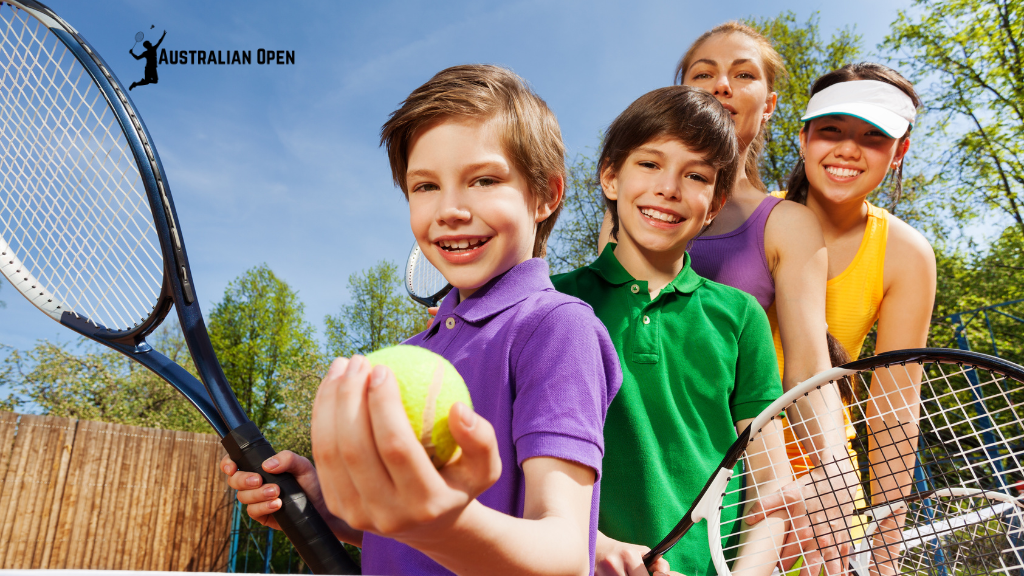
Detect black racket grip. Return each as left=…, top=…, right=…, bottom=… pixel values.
left=223, top=422, right=360, bottom=575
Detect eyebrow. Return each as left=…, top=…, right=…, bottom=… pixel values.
left=406, top=160, right=509, bottom=180
left=634, top=146, right=665, bottom=158
left=688, top=57, right=754, bottom=71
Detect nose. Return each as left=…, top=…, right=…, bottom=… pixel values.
left=833, top=137, right=862, bottom=161
left=655, top=172, right=681, bottom=200
left=712, top=74, right=732, bottom=97
left=436, top=188, right=471, bottom=226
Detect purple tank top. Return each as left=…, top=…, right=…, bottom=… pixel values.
left=688, top=195, right=782, bottom=311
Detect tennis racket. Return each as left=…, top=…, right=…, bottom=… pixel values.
left=0, top=2, right=357, bottom=573
left=405, top=241, right=452, bottom=307
left=643, top=348, right=1024, bottom=576
left=132, top=30, right=143, bottom=49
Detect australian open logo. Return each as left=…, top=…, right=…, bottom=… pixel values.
left=126, top=27, right=295, bottom=91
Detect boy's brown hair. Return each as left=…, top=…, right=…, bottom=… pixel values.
left=599, top=85, right=739, bottom=240
left=380, top=64, right=565, bottom=258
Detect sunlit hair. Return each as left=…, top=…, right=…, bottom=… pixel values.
left=675, top=21, right=786, bottom=192
left=380, top=64, right=566, bottom=258
left=598, top=86, right=739, bottom=240
left=785, top=63, right=921, bottom=208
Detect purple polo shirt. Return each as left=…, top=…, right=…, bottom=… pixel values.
left=361, top=258, right=621, bottom=576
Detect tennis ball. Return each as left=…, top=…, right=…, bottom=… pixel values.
left=365, top=345, right=472, bottom=469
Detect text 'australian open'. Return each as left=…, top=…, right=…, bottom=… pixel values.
left=158, top=49, right=294, bottom=65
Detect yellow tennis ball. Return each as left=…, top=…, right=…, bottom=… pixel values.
left=365, top=345, right=472, bottom=469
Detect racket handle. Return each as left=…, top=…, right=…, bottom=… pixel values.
left=223, top=422, right=360, bottom=575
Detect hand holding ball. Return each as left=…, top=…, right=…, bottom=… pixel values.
left=365, top=345, right=472, bottom=468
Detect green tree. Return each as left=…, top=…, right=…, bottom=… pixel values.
left=927, top=226, right=1024, bottom=362
left=208, top=264, right=317, bottom=433
left=885, top=0, right=1024, bottom=237
left=747, top=12, right=863, bottom=192
left=324, top=260, right=430, bottom=357
left=0, top=323, right=211, bottom=432
left=548, top=153, right=606, bottom=274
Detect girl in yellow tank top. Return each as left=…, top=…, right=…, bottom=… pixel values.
left=769, top=195, right=889, bottom=473
left=768, top=66, right=936, bottom=485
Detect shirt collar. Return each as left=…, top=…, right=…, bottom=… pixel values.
left=588, top=243, right=705, bottom=295
left=435, top=258, right=554, bottom=324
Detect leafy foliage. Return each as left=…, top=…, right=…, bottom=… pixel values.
left=547, top=153, right=607, bottom=274
left=885, top=0, right=1024, bottom=237
left=208, top=264, right=317, bottom=433
left=746, top=12, right=863, bottom=192
left=928, top=226, right=1024, bottom=363
left=0, top=323, right=211, bottom=432
left=323, top=259, right=430, bottom=357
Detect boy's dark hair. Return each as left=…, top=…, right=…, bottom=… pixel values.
left=598, top=85, right=739, bottom=240
left=380, top=64, right=566, bottom=258
left=786, top=63, right=920, bottom=209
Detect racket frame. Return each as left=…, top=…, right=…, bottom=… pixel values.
left=405, top=241, right=453, bottom=307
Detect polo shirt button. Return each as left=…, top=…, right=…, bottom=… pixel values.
left=643, top=315, right=650, bottom=325
left=630, top=284, right=639, bottom=293
left=445, top=317, right=456, bottom=329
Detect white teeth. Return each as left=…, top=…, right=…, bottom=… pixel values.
left=438, top=238, right=489, bottom=251
left=826, top=166, right=862, bottom=178
left=640, top=208, right=681, bottom=223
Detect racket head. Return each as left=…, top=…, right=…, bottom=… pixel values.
left=0, top=0, right=243, bottom=432
left=713, top=349, right=1024, bottom=576
left=405, top=241, right=452, bottom=307
left=645, top=349, right=1024, bottom=576
left=1, top=0, right=172, bottom=340
left=135, top=31, right=143, bottom=42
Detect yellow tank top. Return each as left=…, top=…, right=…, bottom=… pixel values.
left=768, top=192, right=889, bottom=472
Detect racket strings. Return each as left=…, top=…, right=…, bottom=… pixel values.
left=717, top=360, right=1024, bottom=575
left=1, top=4, right=163, bottom=332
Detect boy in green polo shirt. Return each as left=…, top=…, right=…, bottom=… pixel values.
left=552, top=86, right=790, bottom=576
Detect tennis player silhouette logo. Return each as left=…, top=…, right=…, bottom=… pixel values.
left=128, top=26, right=166, bottom=91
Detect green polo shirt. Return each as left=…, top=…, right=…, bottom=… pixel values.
left=552, top=245, right=782, bottom=576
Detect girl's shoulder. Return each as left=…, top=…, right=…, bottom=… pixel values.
left=882, top=211, right=936, bottom=286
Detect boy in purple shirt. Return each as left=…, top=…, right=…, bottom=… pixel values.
left=221, top=64, right=621, bottom=576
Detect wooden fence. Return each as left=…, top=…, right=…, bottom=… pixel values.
left=0, top=411, right=233, bottom=571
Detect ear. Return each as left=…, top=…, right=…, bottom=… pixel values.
left=535, top=174, right=564, bottom=223
left=891, top=137, right=911, bottom=169
left=704, top=194, right=726, bottom=226
left=599, top=161, right=618, bottom=202
left=762, top=91, right=779, bottom=123
left=798, top=126, right=808, bottom=159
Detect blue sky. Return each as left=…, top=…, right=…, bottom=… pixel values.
left=1, top=0, right=912, bottom=352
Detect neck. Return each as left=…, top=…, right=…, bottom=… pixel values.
left=805, top=188, right=869, bottom=239
left=612, top=238, right=686, bottom=294
left=731, top=157, right=765, bottom=200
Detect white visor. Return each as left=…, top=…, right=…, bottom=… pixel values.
left=801, top=80, right=916, bottom=138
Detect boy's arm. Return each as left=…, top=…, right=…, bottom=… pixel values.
left=312, top=356, right=597, bottom=576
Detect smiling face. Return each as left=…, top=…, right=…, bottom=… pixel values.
left=682, top=32, right=777, bottom=152
left=602, top=135, right=721, bottom=261
left=800, top=114, right=910, bottom=207
left=406, top=116, right=559, bottom=300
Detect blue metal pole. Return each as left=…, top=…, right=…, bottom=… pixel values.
left=983, top=310, right=999, bottom=357
left=228, top=495, right=241, bottom=573
left=264, top=527, right=275, bottom=573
